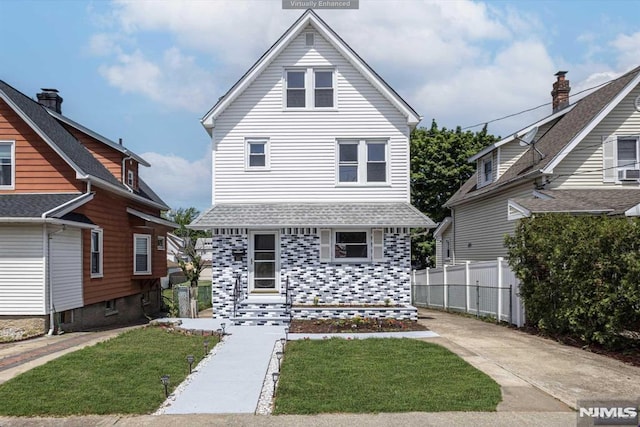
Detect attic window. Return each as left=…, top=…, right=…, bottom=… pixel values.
left=305, top=32, right=314, bottom=46
left=127, top=170, right=135, bottom=187
left=478, top=155, right=493, bottom=187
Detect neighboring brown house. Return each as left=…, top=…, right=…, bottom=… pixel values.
left=0, top=82, right=176, bottom=336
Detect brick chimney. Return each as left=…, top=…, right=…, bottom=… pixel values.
left=36, top=88, right=63, bottom=113
left=551, top=71, right=570, bottom=113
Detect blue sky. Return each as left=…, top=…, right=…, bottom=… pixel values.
left=1, top=0, right=639, bottom=212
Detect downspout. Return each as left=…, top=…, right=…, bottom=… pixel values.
left=45, top=224, right=66, bottom=336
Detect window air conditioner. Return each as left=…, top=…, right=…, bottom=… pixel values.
left=618, top=169, right=640, bottom=180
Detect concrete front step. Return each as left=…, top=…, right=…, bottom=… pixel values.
left=231, top=316, right=291, bottom=326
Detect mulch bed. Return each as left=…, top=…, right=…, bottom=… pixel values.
left=289, top=318, right=428, bottom=333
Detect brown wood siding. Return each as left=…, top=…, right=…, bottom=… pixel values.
left=0, top=99, right=81, bottom=192
left=75, top=189, right=169, bottom=305
left=61, top=124, right=123, bottom=181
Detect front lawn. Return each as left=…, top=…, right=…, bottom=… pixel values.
left=0, top=326, right=215, bottom=416
left=274, top=338, right=501, bottom=414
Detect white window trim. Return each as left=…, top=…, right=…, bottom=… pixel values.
left=91, top=229, right=104, bottom=278
left=333, top=229, right=371, bottom=263
left=283, top=67, right=337, bottom=111
left=615, top=135, right=640, bottom=183
left=478, top=154, right=493, bottom=188
left=245, top=138, right=270, bottom=171
left=336, top=139, right=389, bottom=186
left=0, top=140, right=16, bottom=190
left=127, top=170, right=135, bottom=187
left=133, top=234, right=152, bottom=275
left=157, top=235, right=166, bottom=251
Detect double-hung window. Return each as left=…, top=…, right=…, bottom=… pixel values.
left=133, top=234, right=151, bottom=275
left=286, top=71, right=306, bottom=108
left=603, top=135, right=640, bottom=182
left=314, top=70, right=333, bottom=108
left=0, top=141, right=15, bottom=189
left=91, top=229, right=103, bottom=278
left=617, top=137, right=640, bottom=180
left=246, top=138, right=269, bottom=169
left=337, top=139, right=388, bottom=184
left=285, top=68, right=334, bottom=109
left=478, top=155, right=493, bottom=187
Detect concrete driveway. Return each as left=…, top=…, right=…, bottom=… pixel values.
left=417, top=308, right=640, bottom=410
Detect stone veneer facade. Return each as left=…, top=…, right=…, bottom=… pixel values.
left=211, top=229, right=416, bottom=321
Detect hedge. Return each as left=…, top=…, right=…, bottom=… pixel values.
left=505, top=214, right=640, bottom=349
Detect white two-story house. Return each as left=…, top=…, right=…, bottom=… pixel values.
left=191, top=10, right=435, bottom=324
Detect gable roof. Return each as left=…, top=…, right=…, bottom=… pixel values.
left=47, top=109, right=150, bottom=167
left=201, top=9, right=420, bottom=131
left=447, top=66, right=640, bottom=207
left=0, top=80, right=168, bottom=210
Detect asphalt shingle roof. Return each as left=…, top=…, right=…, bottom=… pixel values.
left=512, top=189, right=640, bottom=215
left=0, top=81, right=122, bottom=187
left=0, top=193, right=83, bottom=217
left=192, top=203, right=435, bottom=228
left=447, top=66, right=640, bottom=206
left=0, top=80, right=167, bottom=209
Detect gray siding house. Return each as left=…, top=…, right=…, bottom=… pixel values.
left=192, top=10, right=434, bottom=324
left=439, top=67, right=640, bottom=265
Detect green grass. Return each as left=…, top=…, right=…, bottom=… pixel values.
left=0, top=327, right=216, bottom=416
left=274, top=338, right=501, bottom=414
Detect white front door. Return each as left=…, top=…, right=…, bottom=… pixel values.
left=249, top=231, right=279, bottom=293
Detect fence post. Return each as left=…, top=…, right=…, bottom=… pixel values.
left=426, top=267, right=430, bottom=307
left=509, top=284, right=513, bottom=325
left=476, top=280, right=480, bottom=318
left=497, top=257, right=503, bottom=323
left=465, top=261, right=471, bottom=314
left=443, top=264, right=448, bottom=310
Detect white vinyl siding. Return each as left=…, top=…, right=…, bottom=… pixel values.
left=0, top=226, right=45, bottom=315
left=212, top=25, right=410, bottom=203
left=551, top=84, right=640, bottom=189
left=50, top=228, right=83, bottom=312
left=454, top=184, right=532, bottom=262
left=133, top=234, right=151, bottom=275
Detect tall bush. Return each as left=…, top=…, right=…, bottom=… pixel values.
left=505, top=214, right=640, bottom=348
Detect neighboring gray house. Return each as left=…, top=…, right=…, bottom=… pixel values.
left=438, top=67, right=640, bottom=266
left=191, top=10, right=434, bottom=324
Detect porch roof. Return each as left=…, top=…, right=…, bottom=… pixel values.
left=190, top=202, right=435, bottom=229
left=510, top=189, right=640, bottom=216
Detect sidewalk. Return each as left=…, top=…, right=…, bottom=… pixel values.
left=417, top=308, right=640, bottom=410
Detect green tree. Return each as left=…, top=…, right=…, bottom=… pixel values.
left=410, top=121, right=497, bottom=268
left=163, top=207, right=211, bottom=242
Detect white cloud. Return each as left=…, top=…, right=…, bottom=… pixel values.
left=98, top=47, right=217, bottom=112
left=139, top=151, right=211, bottom=211
left=611, top=32, right=640, bottom=71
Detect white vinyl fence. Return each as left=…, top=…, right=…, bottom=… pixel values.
left=411, top=257, right=526, bottom=327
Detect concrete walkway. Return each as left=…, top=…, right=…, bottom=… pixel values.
left=417, top=308, right=640, bottom=410
left=163, top=319, right=285, bottom=414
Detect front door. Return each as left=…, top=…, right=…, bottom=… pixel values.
left=249, top=231, right=279, bottom=293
